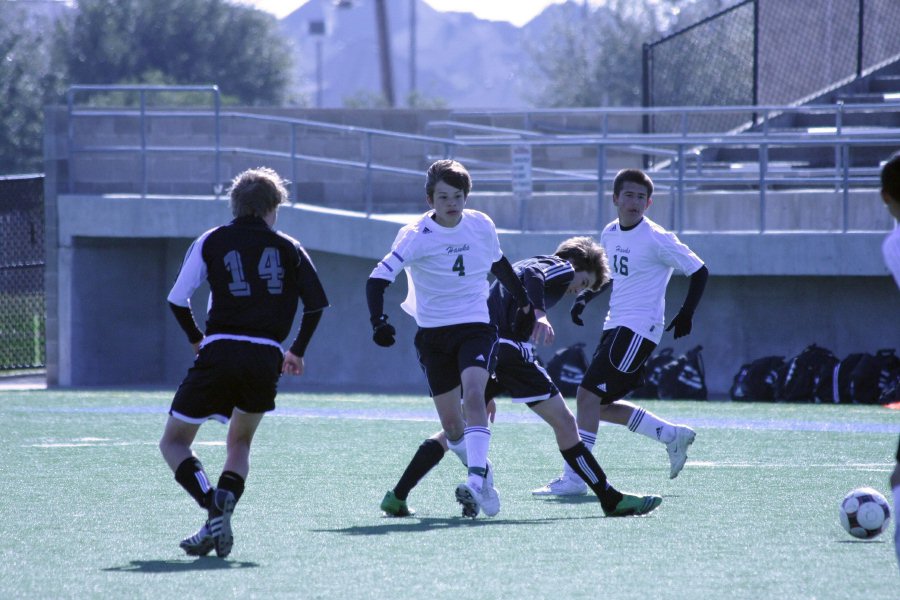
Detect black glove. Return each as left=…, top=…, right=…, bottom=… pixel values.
left=665, top=310, right=693, bottom=339
left=570, top=297, right=587, bottom=326
left=371, top=314, right=396, bottom=347
left=512, top=304, right=537, bottom=340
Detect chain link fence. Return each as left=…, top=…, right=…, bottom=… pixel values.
left=0, top=175, right=45, bottom=372
left=643, top=0, right=900, bottom=133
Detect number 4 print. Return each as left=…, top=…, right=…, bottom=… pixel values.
left=452, top=254, right=465, bottom=276
left=224, top=247, right=284, bottom=296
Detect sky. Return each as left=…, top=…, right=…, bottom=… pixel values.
left=235, top=0, right=570, bottom=27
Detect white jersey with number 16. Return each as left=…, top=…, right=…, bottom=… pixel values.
left=601, top=216, right=704, bottom=344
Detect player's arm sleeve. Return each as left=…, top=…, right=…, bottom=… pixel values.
left=288, top=311, right=323, bottom=357
left=490, top=256, right=531, bottom=308
left=288, top=247, right=330, bottom=357
left=574, top=279, right=611, bottom=305
left=168, top=302, right=203, bottom=344
left=884, top=234, right=900, bottom=290
left=522, top=269, right=547, bottom=311
left=366, top=226, right=417, bottom=321
left=366, top=277, right=392, bottom=322
left=166, top=237, right=208, bottom=344
left=680, top=265, right=709, bottom=316
left=369, top=225, right=414, bottom=284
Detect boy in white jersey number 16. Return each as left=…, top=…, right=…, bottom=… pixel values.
left=366, top=159, right=536, bottom=519
left=534, top=168, right=709, bottom=496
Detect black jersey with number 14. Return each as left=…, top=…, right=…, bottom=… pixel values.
left=168, top=216, right=328, bottom=344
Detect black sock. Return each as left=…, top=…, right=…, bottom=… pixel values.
left=174, top=457, right=214, bottom=509
left=208, top=471, right=246, bottom=518
left=560, top=442, right=623, bottom=513
left=217, top=471, right=246, bottom=503
left=393, top=439, right=446, bottom=501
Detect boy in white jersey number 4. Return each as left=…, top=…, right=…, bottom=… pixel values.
left=879, top=151, right=900, bottom=573
left=379, top=237, right=663, bottom=519
left=534, top=168, right=709, bottom=496
left=366, top=159, right=535, bottom=519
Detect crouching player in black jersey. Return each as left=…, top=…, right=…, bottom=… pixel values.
left=160, top=167, right=329, bottom=558
left=379, top=236, right=662, bottom=518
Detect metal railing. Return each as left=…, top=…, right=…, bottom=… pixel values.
left=64, top=86, right=900, bottom=233
left=66, top=84, right=223, bottom=199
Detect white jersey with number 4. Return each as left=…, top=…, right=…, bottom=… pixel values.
left=369, top=209, right=502, bottom=328
left=601, top=216, right=704, bottom=344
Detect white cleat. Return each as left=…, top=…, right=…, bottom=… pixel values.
left=481, top=460, right=500, bottom=517
left=666, top=425, right=696, bottom=479
left=531, top=475, right=588, bottom=496
left=480, top=483, right=500, bottom=517
left=455, top=482, right=482, bottom=518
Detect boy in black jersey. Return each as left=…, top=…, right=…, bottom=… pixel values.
left=379, top=236, right=662, bottom=518
left=160, top=167, right=328, bottom=558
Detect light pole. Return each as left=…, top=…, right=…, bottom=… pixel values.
left=374, top=0, right=395, bottom=107
left=308, top=20, right=326, bottom=108
left=410, top=0, right=416, bottom=105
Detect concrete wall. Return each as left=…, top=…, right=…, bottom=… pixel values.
left=43, top=106, right=899, bottom=395
left=45, top=194, right=899, bottom=396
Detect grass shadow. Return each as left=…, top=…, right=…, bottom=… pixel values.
left=313, top=514, right=602, bottom=536
left=533, top=495, right=599, bottom=505
left=103, top=557, right=260, bottom=573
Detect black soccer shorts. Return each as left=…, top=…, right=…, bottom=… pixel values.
left=169, top=339, right=283, bottom=423
left=580, top=326, right=657, bottom=404
left=414, top=322, right=497, bottom=397
left=491, top=339, right=558, bottom=403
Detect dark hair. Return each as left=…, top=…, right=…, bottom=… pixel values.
left=425, top=159, right=472, bottom=199
left=881, top=151, right=900, bottom=202
left=229, top=167, right=288, bottom=218
left=613, top=168, right=654, bottom=198
left=554, top=236, right=610, bottom=290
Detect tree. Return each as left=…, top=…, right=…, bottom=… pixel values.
left=527, top=0, right=736, bottom=108
left=56, top=0, right=296, bottom=106
left=0, top=3, right=65, bottom=174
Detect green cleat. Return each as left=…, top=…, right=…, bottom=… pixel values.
left=380, top=490, right=415, bottom=517
left=604, top=493, right=662, bottom=517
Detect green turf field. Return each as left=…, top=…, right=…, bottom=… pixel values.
left=1, top=390, right=896, bottom=599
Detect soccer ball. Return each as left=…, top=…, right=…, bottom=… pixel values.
left=839, top=487, right=892, bottom=539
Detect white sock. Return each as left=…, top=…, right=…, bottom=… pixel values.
left=464, top=426, right=490, bottom=489
left=627, top=407, right=676, bottom=444
left=563, top=429, right=597, bottom=480
left=447, top=435, right=467, bottom=466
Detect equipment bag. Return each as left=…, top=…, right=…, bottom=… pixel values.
left=729, top=355, right=786, bottom=401
left=777, top=343, right=839, bottom=402
left=879, top=370, right=900, bottom=405
left=830, top=353, right=868, bottom=404
left=546, top=342, right=588, bottom=398
left=849, top=349, right=900, bottom=405
left=657, top=345, right=707, bottom=400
